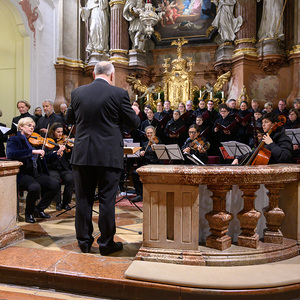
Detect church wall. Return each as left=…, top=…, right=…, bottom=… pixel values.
left=0, top=0, right=30, bottom=126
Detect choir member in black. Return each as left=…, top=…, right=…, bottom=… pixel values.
left=11, top=100, right=36, bottom=135
left=181, top=124, right=208, bottom=164
left=232, top=112, right=293, bottom=165
left=293, top=98, right=300, bottom=112
left=284, top=108, right=300, bottom=129
left=34, top=107, right=43, bottom=123
left=248, top=99, right=260, bottom=114
left=154, top=101, right=167, bottom=121
left=36, top=100, right=62, bottom=136
left=227, top=99, right=238, bottom=115
left=185, top=100, right=194, bottom=116
left=273, top=99, right=289, bottom=117
left=140, top=108, right=159, bottom=142
left=178, top=102, right=186, bottom=115
left=206, top=100, right=219, bottom=124
left=263, top=102, right=273, bottom=114
left=193, top=99, right=207, bottom=117
left=131, top=126, right=161, bottom=203
left=249, top=109, right=263, bottom=149
left=47, top=122, right=74, bottom=211
left=235, top=101, right=252, bottom=145
left=165, top=110, right=186, bottom=147
left=0, top=110, right=8, bottom=157
left=163, top=100, right=173, bottom=117
left=6, top=117, right=60, bottom=223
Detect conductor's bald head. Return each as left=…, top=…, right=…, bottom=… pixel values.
left=93, top=62, right=115, bottom=85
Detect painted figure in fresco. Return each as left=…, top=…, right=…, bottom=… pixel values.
left=183, top=0, right=202, bottom=15
left=80, top=0, right=110, bottom=53
left=257, top=0, right=284, bottom=40
left=163, top=0, right=179, bottom=24
left=123, top=0, right=146, bottom=50
left=211, top=0, right=243, bottom=43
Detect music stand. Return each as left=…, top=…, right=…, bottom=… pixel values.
left=285, top=128, right=300, bottom=145
left=221, top=141, right=252, bottom=158
left=152, top=144, right=185, bottom=162
left=115, top=146, right=142, bottom=212
left=183, top=152, right=205, bottom=165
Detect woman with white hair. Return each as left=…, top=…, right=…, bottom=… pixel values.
left=6, top=117, right=61, bottom=223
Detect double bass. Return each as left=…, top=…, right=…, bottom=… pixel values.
left=244, top=115, right=286, bottom=165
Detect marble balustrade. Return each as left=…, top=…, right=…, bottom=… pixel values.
left=136, top=164, right=300, bottom=265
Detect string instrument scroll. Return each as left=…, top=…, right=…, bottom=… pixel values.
left=244, top=115, right=286, bottom=166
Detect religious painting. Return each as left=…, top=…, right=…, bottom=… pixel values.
left=152, top=0, right=217, bottom=46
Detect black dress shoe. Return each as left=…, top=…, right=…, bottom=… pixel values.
left=100, top=242, right=123, bottom=256
left=131, top=195, right=143, bottom=203
left=25, top=214, right=35, bottom=223
left=79, top=244, right=91, bottom=253
left=34, top=210, right=51, bottom=219
left=63, top=204, right=71, bottom=211
left=56, top=203, right=62, bottom=211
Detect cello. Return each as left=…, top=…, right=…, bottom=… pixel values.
left=244, top=115, right=286, bottom=165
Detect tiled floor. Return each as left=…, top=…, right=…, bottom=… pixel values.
left=0, top=193, right=143, bottom=299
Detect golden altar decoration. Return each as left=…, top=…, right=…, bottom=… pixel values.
left=162, top=38, right=197, bottom=110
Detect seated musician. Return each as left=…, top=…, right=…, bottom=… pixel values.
left=47, top=122, right=74, bottom=211
left=6, top=117, right=60, bottom=223
left=131, top=126, right=161, bottom=203
left=232, top=112, right=293, bottom=165
left=165, top=110, right=187, bottom=147
left=181, top=124, right=208, bottom=164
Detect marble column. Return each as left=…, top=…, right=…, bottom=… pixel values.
left=233, top=0, right=257, bottom=57
left=263, top=184, right=285, bottom=244
left=237, top=184, right=261, bottom=248
left=109, top=0, right=129, bottom=66
left=205, top=185, right=233, bottom=250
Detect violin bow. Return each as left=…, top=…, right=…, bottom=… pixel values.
left=63, top=125, right=74, bottom=147
left=41, top=123, right=50, bottom=159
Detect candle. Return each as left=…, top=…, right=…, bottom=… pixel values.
left=210, top=92, right=212, bottom=99
left=135, top=94, right=138, bottom=101
left=221, top=91, right=224, bottom=98
left=200, top=90, right=202, bottom=98
left=158, top=93, right=160, bottom=100
left=147, top=94, right=149, bottom=102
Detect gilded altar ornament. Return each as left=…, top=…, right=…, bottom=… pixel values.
left=162, top=38, right=197, bottom=109
left=213, top=71, right=231, bottom=93
left=237, top=85, right=250, bottom=106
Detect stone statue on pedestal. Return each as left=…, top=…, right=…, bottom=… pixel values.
left=123, top=0, right=146, bottom=50
left=211, top=0, right=243, bottom=43
left=80, top=0, right=110, bottom=53
left=257, top=0, right=284, bottom=40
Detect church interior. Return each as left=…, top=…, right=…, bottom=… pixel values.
left=1, top=0, right=300, bottom=299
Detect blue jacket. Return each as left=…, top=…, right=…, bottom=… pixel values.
left=6, top=132, right=57, bottom=182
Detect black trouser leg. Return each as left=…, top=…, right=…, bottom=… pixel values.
left=132, top=170, right=143, bottom=196
left=61, top=170, right=74, bottom=206
left=49, top=170, right=61, bottom=204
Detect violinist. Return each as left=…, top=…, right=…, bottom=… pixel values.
left=47, top=122, right=74, bottom=211
left=6, top=117, right=60, bottom=223
left=232, top=113, right=293, bottom=165
left=131, top=126, right=161, bottom=203
left=181, top=124, right=208, bottom=164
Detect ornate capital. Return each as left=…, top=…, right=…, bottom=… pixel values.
left=234, top=38, right=256, bottom=45
left=109, top=0, right=125, bottom=7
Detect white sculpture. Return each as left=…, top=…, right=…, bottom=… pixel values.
left=211, top=0, right=243, bottom=43
left=257, top=0, right=284, bottom=40
left=123, top=0, right=146, bottom=50
left=80, top=0, right=110, bottom=53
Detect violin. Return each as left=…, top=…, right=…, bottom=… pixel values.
left=28, top=132, right=60, bottom=149
left=189, top=137, right=209, bottom=152
left=245, top=115, right=286, bottom=165
left=148, top=135, right=159, bottom=146
left=57, top=135, right=75, bottom=152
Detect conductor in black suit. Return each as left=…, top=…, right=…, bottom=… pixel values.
left=66, top=62, right=140, bottom=255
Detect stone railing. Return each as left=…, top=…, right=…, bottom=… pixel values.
left=136, top=164, right=300, bottom=265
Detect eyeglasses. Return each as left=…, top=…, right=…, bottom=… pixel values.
left=220, top=110, right=227, bottom=113
left=189, top=131, right=197, bottom=134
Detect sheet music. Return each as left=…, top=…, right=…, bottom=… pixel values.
left=123, top=141, right=140, bottom=157
left=166, top=144, right=184, bottom=160
left=0, top=126, right=10, bottom=134
left=152, top=144, right=169, bottom=160
left=222, top=141, right=252, bottom=158
left=285, top=128, right=300, bottom=145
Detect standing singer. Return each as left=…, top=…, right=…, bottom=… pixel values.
left=66, top=62, right=140, bottom=255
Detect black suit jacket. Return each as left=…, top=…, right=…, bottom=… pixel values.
left=66, top=78, right=140, bottom=169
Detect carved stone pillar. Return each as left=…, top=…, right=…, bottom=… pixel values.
left=263, top=184, right=285, bottom=244
left=237, top=184, right=261, bottom=249
left=233, top=0, right=257, bottom=58
left=109, top=0, right=129, bottom=66
left=205, top=185, right=233, bottom=250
